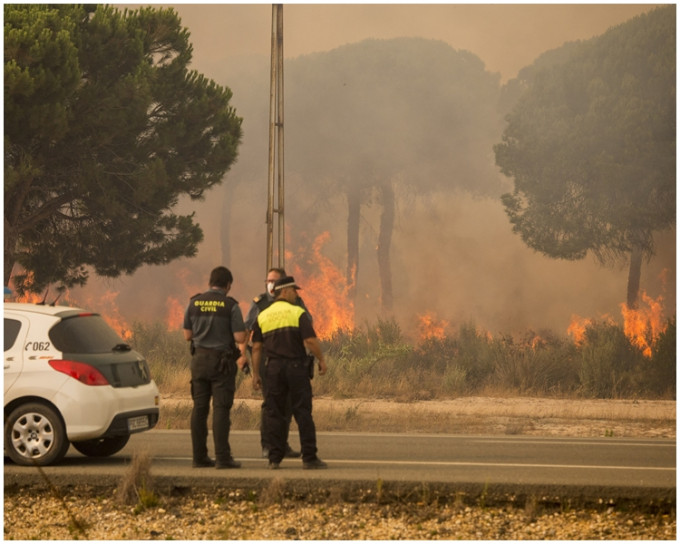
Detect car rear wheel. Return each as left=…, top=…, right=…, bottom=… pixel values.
left=5, top=403, right=70, bottom=466
left=72, top=435, right=130, bottom=457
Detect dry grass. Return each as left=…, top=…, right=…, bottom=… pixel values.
left=152, top=340, right=675, bottom=439
left=115, top=450, right=157, bottom=508
left=158, top=393, right=676, bottom=439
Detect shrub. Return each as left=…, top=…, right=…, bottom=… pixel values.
left=454, top=323, right=496, bottom=389
left=578, top=321, right=643, bottom=398
left=645, top=317, right=676, bottom=398
left=130, top=314, right=675, bottom=401
left=130, top=321, right=189, bottom=390
left=317, top=318, right=411, bottom=398
left=492, top=331, right=580, bottom=395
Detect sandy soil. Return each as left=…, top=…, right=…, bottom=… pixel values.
left=162, top=395, right=676, bottom=438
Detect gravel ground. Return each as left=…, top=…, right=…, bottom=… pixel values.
left=3, top=488, right=676, bottom=540
left=4, top=398, right=675, bottom=540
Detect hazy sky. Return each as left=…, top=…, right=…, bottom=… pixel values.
left=162, top=3, right=658, bottom=82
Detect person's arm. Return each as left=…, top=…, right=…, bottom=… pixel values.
left=299, top=312, right=325, bottom=374
left=251, top=342, right=263, bottom=389
left=303, top=336, right=327, bottom=375
left=233, top=330, right=248, bottom=371
left=182, top=305, right=193, bottom=342
left=231, top=306, right=248, bottom=371
left=244, top=301, right=259, bottom=332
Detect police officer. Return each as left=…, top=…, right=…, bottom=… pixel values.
left=245, top=267, right=310, bottom=459
left=183, top=266, right=247, bottom=469
left=251, top=276, right=328, bottom=469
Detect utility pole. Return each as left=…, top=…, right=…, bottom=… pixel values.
left=266, top=4, right=284, bottom=273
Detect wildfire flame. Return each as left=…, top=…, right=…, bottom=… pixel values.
left=566, top=315, right=597, bottom=345
left=9, top=272, right=133, bottom=340
left=291, top=231, right=355, bottom=340
left=417, top=312, right=449, bottom=341
left=568, top=290, right=667, bottom=358
left=620, top=291, right=666, bottom=358
left=80, top=290, right=133, bottom=340
left=10, top=271, right=44, bottom=304
left=165, top=268, right=204, bottom=331
left=530, top=334, right=544, bottom=350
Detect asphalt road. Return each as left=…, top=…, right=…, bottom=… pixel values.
left=4, top=430, right=675, bottom=504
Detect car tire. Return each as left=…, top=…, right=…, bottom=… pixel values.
left=5, top=403, right=70, bottom=466
left=72, top=435, right=130, bottom=457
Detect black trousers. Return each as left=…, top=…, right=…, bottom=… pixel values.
left=190, top=350, right=236, bottom=463
left=262, top=357, right=317, bottom=463
left=260, top=359, right=294, bottom=450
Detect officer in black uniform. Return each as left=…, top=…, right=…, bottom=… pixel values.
left=245, top=267, right=310, bottom=459
left=183, top=266, right=248, bottom=469
left=251, top=275, right=328, bottom=470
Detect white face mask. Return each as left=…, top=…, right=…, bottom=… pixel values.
left=267, top=281, right=276, bottom=295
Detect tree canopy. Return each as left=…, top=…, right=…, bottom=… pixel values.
left=494, top=6, right=675, bottom=307
left=285, top=38, right=502, bottom=310
left=4, top=4, right=242, bottom=294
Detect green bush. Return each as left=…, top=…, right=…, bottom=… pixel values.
left=130, top=314, right=674, bottom=401
left=578, top=321, right=643, bottom=398
left=130, top=321, right=188, bottom=389
left=492, top=331, right=580, bottom=395
left=316, top=318, right=412, bottom=398
left=645, top=317, right=676, bottom=398
left=408, top=323, right=496, bottom=392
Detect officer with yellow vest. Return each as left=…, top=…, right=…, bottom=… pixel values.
left=245, top=267, right=309, bottom=459
left=251, top=276, right=328, bottom=469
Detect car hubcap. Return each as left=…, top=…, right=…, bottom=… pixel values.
left=11, top=412, right=54, bottom=459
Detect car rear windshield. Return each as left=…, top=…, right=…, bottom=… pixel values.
left=49, top=314, right=125, bottom=353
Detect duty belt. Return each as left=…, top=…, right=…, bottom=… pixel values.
left=195, top=346, right=221, bottom=354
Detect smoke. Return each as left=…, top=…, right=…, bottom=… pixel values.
left=168, top=4, right=656, bottom=83
left=68, top=4, right=673, bottom=338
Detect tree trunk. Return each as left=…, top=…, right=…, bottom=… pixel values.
left=346, top=188, right=360, bottom=303
left=377, top=181, right=394, bottom=313
left=626, top=246, right=643, bottom=309
left=4, top=220, right=16, bottom=286
left=220, top=183, right=233, bottom=264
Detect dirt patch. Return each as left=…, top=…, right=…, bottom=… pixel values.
left=160, top=395, right=676, bottom=438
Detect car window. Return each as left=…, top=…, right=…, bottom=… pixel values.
left=49, top=314, right=125, bottom=353
left=4, top=318, right=22, bottom=351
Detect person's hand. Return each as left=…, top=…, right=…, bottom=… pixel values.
left=318, top=359, right=327, bottom=376
left=236, top=354, right=248, bottom=371
left=253, top=375, right=262, bottom=390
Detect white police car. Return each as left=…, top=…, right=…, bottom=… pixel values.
left=4, top=302, right=160, bottom=466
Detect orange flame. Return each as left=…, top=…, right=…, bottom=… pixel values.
left=417, top=312, right=449, bottom=341
left=568, top=291, right=666, bottom=358
left=84, top=290, right=133, bottom=340
left=165, top=268, right=203, bottom=331
left=530, top=334, right=544, bottom=350
left=166, top=297, right=186, bottom=331
left=291, top=231, right=355, bottom=340
left=566, top=315, right=595, bottom=345
left=620, top=291, right=666, bottom=358
left=14, top=291, right=43, bottom=304
left=10, top=271, right=44, bottom=304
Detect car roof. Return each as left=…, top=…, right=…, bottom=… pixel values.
left=4, top=301, right=89, bottom=318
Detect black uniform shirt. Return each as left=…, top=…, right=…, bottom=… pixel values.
left=251, top=300, right=315, bottom=360
left=183, top=288, right=245, bottom=351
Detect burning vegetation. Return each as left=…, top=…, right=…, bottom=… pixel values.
left=8, top=244, right=674, bottom=401
left=568, top=290, right=668, bottom=359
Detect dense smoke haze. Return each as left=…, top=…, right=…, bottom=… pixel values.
left=69, top=3, right=674, bottom=340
